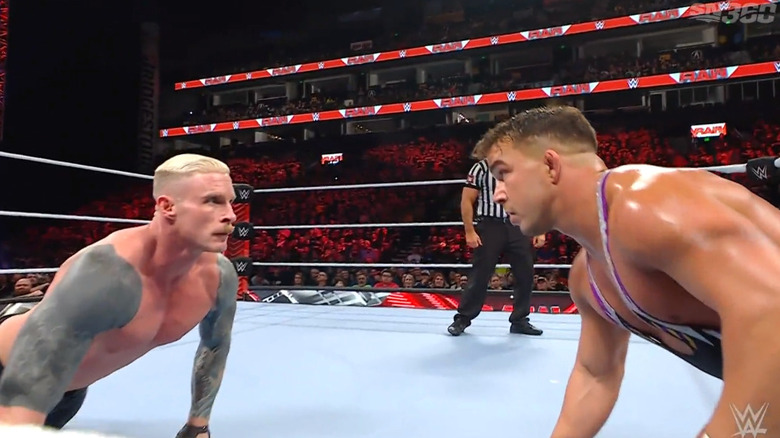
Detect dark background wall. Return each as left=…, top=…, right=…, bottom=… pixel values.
left=0, top=0, right=154, bottom=235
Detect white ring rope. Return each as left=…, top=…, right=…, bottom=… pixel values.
left=0, top=151, right=765, bottom=276
left=0, top=268, right=60, bottom=274
left=0, top=211, right=465, bottom=229
left=0, top=210, right=150, bottom=224
left=253, top=179, right=465, bottom=193
left=251, top=162, right=756, bottom=194
left=254, top=221, right=465, bottom=230
left=0, top=151, right=153, bottom=180
left=0, top=263, right=571, bottom=275
left=252, top=262, right=570, bottom=269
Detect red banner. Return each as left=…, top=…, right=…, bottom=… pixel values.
left=160, top=61, right=780, bottom=138
left=172, top=0, right=773, bottom=91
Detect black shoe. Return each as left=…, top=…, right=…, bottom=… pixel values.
left=510, top=321, right=543, bottom=336
left=448, top=317, right=471, bottom=336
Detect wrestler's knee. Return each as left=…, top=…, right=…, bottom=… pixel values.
left=44, top=387, right=88, bottom=430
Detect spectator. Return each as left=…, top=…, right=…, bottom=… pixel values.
left=374, top=270, right=399, bottom=289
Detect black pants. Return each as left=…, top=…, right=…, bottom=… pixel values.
left=456, top=217, right=535, bottom=324
left=0, top=357, right=87, bottom=429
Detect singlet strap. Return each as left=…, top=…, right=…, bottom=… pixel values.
left=584, top=253, right=625, bottom=329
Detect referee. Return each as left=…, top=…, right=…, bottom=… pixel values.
left=448, top=158, right=545, bottom=336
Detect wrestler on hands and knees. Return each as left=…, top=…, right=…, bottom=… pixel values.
left=0, top=154, right=240, bottom=437
left=471, top=106, right=780, bottom=438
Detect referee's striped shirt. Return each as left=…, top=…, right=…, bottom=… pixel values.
left=464, top=159, right=506, bottom=218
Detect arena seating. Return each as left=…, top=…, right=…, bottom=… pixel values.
left=183, top=0, right=698, bottom=82
left=174, top=35, right=780, bottom=128
left=3, top=100, right=779, bottom=297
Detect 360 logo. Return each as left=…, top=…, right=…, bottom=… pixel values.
left=691, top=2, right=777, bottom=24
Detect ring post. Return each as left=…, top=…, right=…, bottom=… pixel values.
left=227, top=183, right=255, bottom=301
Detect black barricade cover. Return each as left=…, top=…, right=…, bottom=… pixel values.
left=232, top=222, right=255, bottom=241
left=231, top=257, right=253, bottom=277
left=746, top=156, right=778, bottom=184
left=233, top=184, right=254, bottom=204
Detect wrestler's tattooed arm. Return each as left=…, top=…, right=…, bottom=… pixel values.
left=186, top=254, right=238, bottom=426
left=0, top=245, right=142, bottom=423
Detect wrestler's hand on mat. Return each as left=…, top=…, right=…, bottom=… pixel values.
left=175, top=424, right=210, bottom=438
left=550, top=252, right=630, bottom=438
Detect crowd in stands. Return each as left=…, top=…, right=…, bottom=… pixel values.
left=2, top=101, right=779, bottom=300
left=178, top=34, right=780, bottom=128
left=186, top=0, right=697, bottom=82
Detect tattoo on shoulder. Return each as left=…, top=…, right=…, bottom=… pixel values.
left=0, top=244, right=143, bottom=414
left=216, top=254, right=239, bottom=302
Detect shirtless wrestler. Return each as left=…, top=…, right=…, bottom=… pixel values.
left=0, top=153, right=240, bottom=438
left=471, top=106, right=780, bottom=438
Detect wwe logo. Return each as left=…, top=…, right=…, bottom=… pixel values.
left=245, top=73, right=252, bottom=79
left=730, top=403, right=769, bottom=437
left=506, top=91, right=516, bottom=101
left=162, top=129, right=169, bottom=137
left=235, top=261, right=248, bottom=273
left=490, top=36, right=499, bottom=45
left=752, top=166, right=769, bottom=180
left=238, top=189, right=251, bottom=200
left=237, top=227, right=250, bottom=237
left=233, top=121, right=239, bottom=130
left=627, top=78, right=639, bottom=89
left=595, top=21, right=605, bottom=29
left=403, top=102, right=412, bottom=112
left=774, top=61, right=780, bottom=73
left=318, top=62, right=325, bottom=69
left=399, top=50, right=406, bottom=58
left=312, top=112, right=320, bottom=121
left=720, top=1, right=730, bottom=10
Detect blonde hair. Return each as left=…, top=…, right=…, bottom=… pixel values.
left=152, top=153, right=230, bottom=198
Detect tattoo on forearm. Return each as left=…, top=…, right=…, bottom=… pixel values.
left=188, top=254, right=237, bottom=420
left=190, top=339, right=230, bottom=419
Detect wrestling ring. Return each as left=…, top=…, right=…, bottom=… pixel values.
left=0, top=149, right=777, bottom=438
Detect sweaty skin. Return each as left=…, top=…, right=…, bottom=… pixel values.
left=0, top=226, right=238, bottom=425
left=543, top=166, right=780, bottom=438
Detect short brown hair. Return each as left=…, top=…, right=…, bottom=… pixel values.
left=472, top=105, right=598, bottom=159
